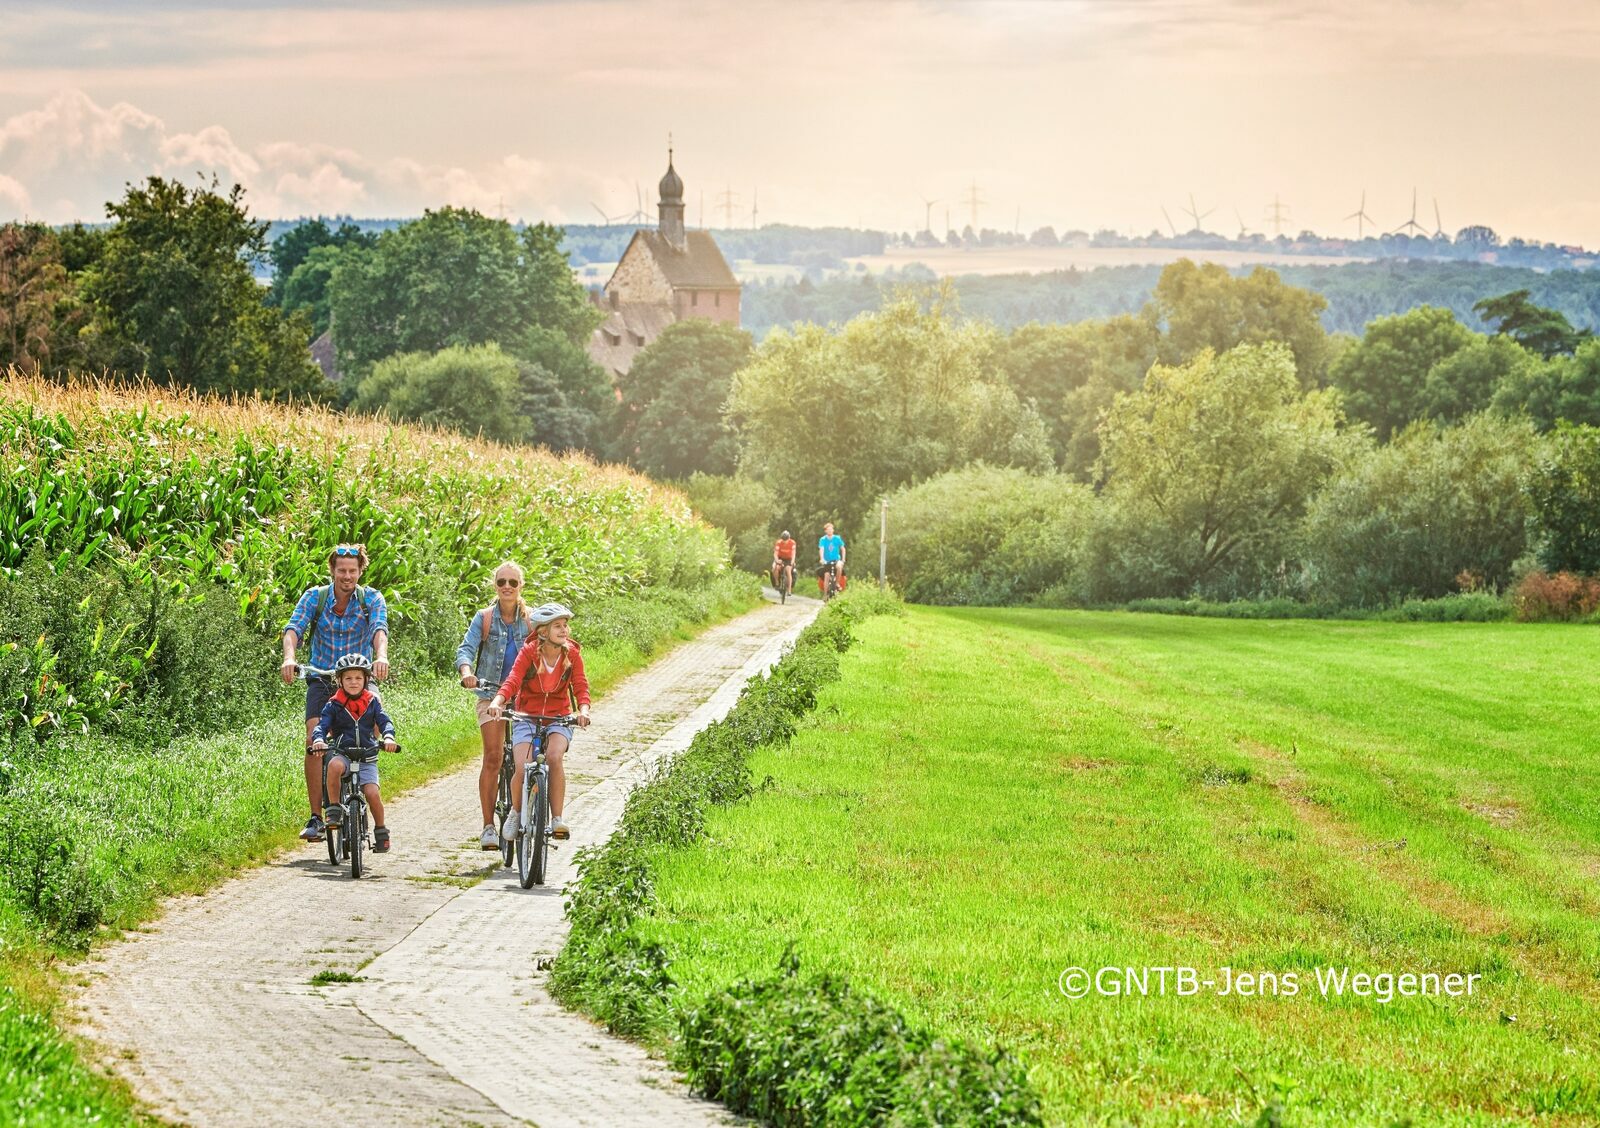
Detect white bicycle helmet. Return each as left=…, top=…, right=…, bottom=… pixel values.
left=529, top=602, right=574, bottom=625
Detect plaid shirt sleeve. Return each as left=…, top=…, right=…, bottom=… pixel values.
left=367, top=589, right=390, bottom=644
left=283, top=587, right=319, bottom=640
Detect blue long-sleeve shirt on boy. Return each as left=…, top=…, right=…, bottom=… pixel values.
left=311, top=688, right=396, bottom=751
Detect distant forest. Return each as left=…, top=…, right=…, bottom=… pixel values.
left=740, top=261, right=1600, bottom=339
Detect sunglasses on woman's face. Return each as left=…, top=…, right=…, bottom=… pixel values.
left=495, top=578, right=520, bottom=587
left=334, top=546, right=362, bottom=557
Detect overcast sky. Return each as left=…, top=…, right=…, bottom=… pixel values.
left=2, top=0, right=1597, bottom=245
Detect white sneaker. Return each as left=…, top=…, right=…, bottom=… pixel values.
left=502, top=811, right=521, bottom=842
left=549, top=816, right=570, bottom=840
left=480, top=824, right=497, bottom=850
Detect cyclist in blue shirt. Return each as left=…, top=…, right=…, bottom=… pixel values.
left=280, top=543, right=390, bottom=842
left=817, top=522, right=846, bottom=595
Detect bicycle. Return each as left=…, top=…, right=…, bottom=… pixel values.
left=501, top=710, right=578, bottom=889
left=316, top=741, right=397, bottom=878
left=463, top=679, right=516, bottom=868
left=294, top=663, right=338, bottom=858
left=820, top=560, right=841, bottom=602
left=771, top=559, right=795, bottom=603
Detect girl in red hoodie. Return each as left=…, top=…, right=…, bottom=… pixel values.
left=488, top=602, right=590, bottom=840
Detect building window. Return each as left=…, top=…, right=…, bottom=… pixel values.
left=691, top=291, right=699, bottom=307
left=715, top=292, right=721, bottom=308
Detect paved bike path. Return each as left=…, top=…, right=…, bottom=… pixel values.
left=73, top=596, right=817, bottom=1127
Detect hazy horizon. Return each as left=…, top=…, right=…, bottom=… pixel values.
left=2, top=1, right=1597, bottom=246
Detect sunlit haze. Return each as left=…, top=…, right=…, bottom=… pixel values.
left=2, top=0, right=1597, bottom=245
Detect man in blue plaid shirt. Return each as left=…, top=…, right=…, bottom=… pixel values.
left=280, top=543, right=391, bottom=842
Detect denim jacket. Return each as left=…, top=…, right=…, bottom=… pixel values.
left=455, top=605, right=534, bottom=699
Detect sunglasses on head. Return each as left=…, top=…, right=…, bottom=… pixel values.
left=495, top=577, right=521, bottom=587
left=334, top=545, right=363, bottom=557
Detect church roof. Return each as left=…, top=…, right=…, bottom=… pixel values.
left=633, top=229, right=739, bottom=289
left=588, top=301, right=676, bottom=377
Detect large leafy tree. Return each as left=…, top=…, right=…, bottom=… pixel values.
left=277, top=243, right=353, bottom=338
left=0, top=223, right=78, bottom=373
left=1147, top=259, right=1333, bottom=386
left=1331, top=306, right=1475, bottom=438
left=1098, top=343, right=1355, bottom=594
left=1474, top=289, right=1592, bottom=358
left=995, top=315, right=1158, bottom=476
left=515, top=326, right=612, bottom=455
left=731, top=287, right=1051, bottom=531
left=1301, top=413, right=1538, bottom=605
left=328, top=209, right=599, bottom=384
left=1524, top=422, right=1600, bottom=572
left=1420, top=334, right=1541, bottom=423
left=1492, top=337, right=1600, bottom=430
left=353, top=342, right=522, bottom=444
left=267, top=219, right=375, bottom=306
left=82, top=176, right=325, bottom=399
left=613, top=320, right=754, bottom=479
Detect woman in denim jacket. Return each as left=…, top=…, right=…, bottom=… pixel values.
left=456, top=562, right=535, bottom=849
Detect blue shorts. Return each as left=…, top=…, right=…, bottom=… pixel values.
left=305, top=677, right=335, bottom=722
left=511, top=718, right=574, bottom=749
left=329, top=751, right=380, bottom=788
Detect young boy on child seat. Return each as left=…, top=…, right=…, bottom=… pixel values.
left=310, top=653, right=398, bottom=852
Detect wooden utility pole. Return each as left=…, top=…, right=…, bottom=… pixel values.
left=879, top=498, right=888, bottom=589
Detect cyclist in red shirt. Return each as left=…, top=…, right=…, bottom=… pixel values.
left=487, top=603, right=591, bottom=840
left=771, top=530, right=797, bottom=592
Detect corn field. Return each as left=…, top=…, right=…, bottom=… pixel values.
left=0, top=369, right=729, bottom=738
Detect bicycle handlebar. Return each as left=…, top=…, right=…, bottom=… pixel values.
left=295, top=663, right=335, bottom=679
left=503, top=711, right=580, bottom=725
left=313, top=741, right=401, bottom=757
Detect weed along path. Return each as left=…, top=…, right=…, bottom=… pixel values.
left=72, top=596, right=818, bottom=1128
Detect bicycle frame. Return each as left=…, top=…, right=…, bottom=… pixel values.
left=504, top=710, right=578, bottom=888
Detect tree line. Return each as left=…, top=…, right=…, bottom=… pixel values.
left=741, top=260, right=1600, bottom=339
left=9, top=180, right=1600, bottom=612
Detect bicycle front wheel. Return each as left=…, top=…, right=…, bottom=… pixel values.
left=531, top=766, right=550, bottom=886
left=350, top=799, right=364, bottom=879
left=516, top=766, right=537, bottom=889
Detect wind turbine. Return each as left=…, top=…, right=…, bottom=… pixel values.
left=1389, top=188, right=1429, bottom=237
left=1344, top=190, right=1376, bottom=238
left=1181, top=193, right=1215, bottom=234
left=920, top=196, right=941, bottom=233
left=1234, top=207, right=1252, bottom=240
left=1160, top=205, right=1178, bottom=237
left=1432, top=198, right=1446, bottom=239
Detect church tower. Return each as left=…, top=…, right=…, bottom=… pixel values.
left=658, top=149, right=686, bottom=251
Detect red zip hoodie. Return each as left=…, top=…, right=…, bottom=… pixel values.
left=498, top=638, right=590, bottom=717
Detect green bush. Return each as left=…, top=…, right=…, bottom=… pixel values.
left=865, top=464, right=1094, bottom=605
left=681, top=473, right=777, bottom=575
left=1377, top=592, right=1510, bottom=622
left=1096, top=593, right=1511, bottom=622
left=676, top=953, right=1042, bottom=1128
left=1300, top=413, right=1538, bottom=607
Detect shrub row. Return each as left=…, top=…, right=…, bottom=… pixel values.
left=1108, top=579, right=1600, bottom=623
left=1109, top=592, right=1513, bottom=623
left=550, top=587, right=1042, bottom=1126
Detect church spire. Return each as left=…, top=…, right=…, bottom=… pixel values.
left=658, top=145, right=686, bottom=251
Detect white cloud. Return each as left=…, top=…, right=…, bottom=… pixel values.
left=0, top=173, right=30, bottom=216
left=0, top=89, right=635, bottom=224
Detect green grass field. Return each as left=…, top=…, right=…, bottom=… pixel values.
left=644, top=607, right=1600, bottom=1126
